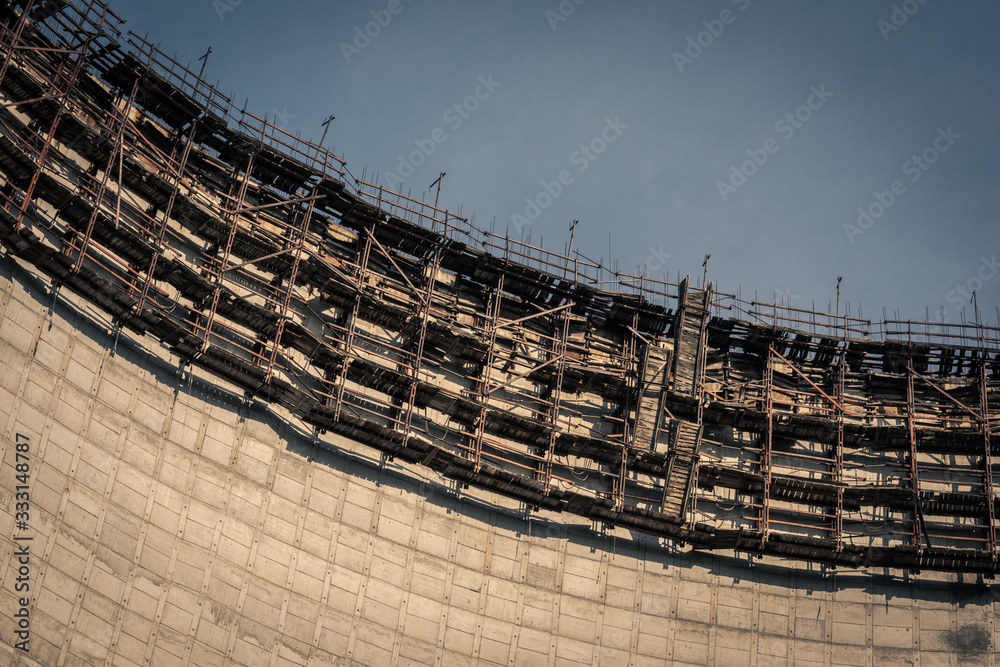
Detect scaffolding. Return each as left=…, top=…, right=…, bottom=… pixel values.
left=0, top=0, right=997, bottom=574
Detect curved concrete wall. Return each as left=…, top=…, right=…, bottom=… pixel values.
left=0, top=258, right=996, bottom=666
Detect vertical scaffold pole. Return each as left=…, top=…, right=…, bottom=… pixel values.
left=0, top=1, right=35, bottom=90
left=975, top=299, right=997, bottom=558
left=15, top=12, right=106, bottom=232
left=472, top=271, right=503, bottom=473
left=135, top=47, right=215, bottom=316
left=981, top=355, right=996, bottom=558
left=542, top=305, right=571, bottom=495
left=906, top=360, right=924, bottom=550
left=616, top=311, right=639, bottom=511
left=73, top=76, right=139, bottom=272
left=763, top=343, right=774, bottom=541
left=334, top=216, right=374, bottom=421
left=401, top=244, right=442, bottom=443
left=834, top=345, right=845, bottom=551
left=201, top=145, right=255, bottom=352
left=264, top=194, right=318, bottom=384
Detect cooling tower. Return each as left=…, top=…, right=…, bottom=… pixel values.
left=0, top=1, right=997, bottom=664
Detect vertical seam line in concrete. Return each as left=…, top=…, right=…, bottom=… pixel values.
left=306, top=471, right=350, bottom=665
left=0, top=292, right=46, bottom=454
left=224, top=431, right=281, bottom=662
left=627, top=544, right=646, bottom=667
left=179, top=404, right=248, bottom=667
left=665, top=552, right=681, bottom=664
left=344, top=478, right=383, bottom=661
left=46, top=338, right=112, bottom=666
left=389, top=486, right=424, bottom=664
left=56, top=345, right=127, bottom=666
left=547, top=533, right=568, bottom=667
left=433, top=502, right=460, bottom=666
left=268, top=459, right=315, bottom=667
left=103, top=357, right=183, bottom=666
left=751, top=569, right=761, bottom=667
left=504, top=526, right=531, bottom=665
left=707, top=563, right=719, bottom=666
left=140, top=405, right=210, bottom=666
left=823, top=575, right=833, bottom=667
left=591, top=543, right=610, bottom=667
left=788, top=568, right=797, bottom=666
left=0, top=333, right=73, bottom=600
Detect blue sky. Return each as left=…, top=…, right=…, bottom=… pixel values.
left=107, top=0, right=1000, bottom=329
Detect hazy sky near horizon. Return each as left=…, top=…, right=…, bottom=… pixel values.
left=107, top=0, right=1000, bottom=329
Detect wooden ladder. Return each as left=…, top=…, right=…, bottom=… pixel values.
left=672, top=278, right=709, bottom=397
left=662, top=420, right=703, bottom=516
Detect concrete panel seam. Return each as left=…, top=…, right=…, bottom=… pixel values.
left=268, top=457, right=314, bottom=667
left=389, top=488, right=424, bottom=665
left=590, top=545, right=610, bottom=667
left=307, top=471, right=350, bottom=662
left=0, top=298, right=46, bottom=452
left=627, top=547, right=646, bottom=667
left=433, top=512, right=460, bottom=666
left=224, top=435, right=281, bottom=661
left=344, top=478, right=383, bottom=660
left=179, top=407, right=245, bottom=667
left=504, top=526, right=531, bottom=665
left=548, top=537, right=568, bottom=666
